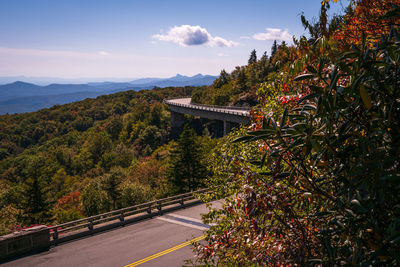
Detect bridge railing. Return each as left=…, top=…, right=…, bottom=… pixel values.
left=164, top=98, right=251, bottom=117
left=48, top=188, right=208, bottom=245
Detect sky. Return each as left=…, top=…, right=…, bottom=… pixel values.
left=0, top=0, right=349, bottom=81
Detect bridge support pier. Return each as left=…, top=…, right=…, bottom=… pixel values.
left=170, top=111, right=185, bottom=129
left=223, top=120, right=228, bottom=136
left=223, top=120, right=236, bottom=136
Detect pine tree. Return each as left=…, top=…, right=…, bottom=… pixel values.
left=271, top=40, right=278, bottom=58
left=261, top=51, right=268, bottom=60
left=167, top=124, right=207, bottom=193
left=248, top=49, right=257, bottom=64
left=258, top=52, right=269, bottom=82
left=236, top=67, right=247, bottom=91
left=214, top=69, right=230, bottom=88
left=20, top=156, right=53, bottom=224
left=21, top=176, right=53, bottom=224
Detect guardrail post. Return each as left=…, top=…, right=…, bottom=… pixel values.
left=52, top=228, right=59, bottom=242
left=88, top=219, right=94, bottom=233
left=157, top=201, right=162, bottom=214
left=180, top=196, right=184, bottom=207
left=147, top=204, right=152, bottom=214
left=119, top=212, right=124, bottom=222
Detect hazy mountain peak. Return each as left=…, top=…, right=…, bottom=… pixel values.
left=11, top=81, right=35, bottom=86
left=0, top=74, right=218, bottom=114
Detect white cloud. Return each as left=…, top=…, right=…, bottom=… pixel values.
left=253, top=28, right=292, bottom=41
left=240, top=36, right=250, bottom=39
left=98, top=51, right=110, bottom=56
left=217, top=52, right=228, bottom=57
left=153, top=25, right=238, bottom=47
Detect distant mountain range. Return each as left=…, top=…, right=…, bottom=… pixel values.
left=0, top=74, right=217, bottom=114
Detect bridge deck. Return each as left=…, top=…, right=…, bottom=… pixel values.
left=164, top=97, right=251, bottom=118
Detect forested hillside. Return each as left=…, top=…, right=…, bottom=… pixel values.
left=0, top=85, right=215, bottom=233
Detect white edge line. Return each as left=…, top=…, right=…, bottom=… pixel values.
left=156, top=217, right=208, bottom=231
left=166, top=214, right=204, bottom=224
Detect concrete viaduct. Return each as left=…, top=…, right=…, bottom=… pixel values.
left=164, top=97, right=251, bottom=136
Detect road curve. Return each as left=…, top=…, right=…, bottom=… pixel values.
left=3, top=201, right=222, bottom=267
left=164, top=97, right=251, bottom=117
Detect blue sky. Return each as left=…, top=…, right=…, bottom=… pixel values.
left=0, top=0, right=349, bottom=80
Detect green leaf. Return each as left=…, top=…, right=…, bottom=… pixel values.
left=247, top=129, right=275, bottom=136
left=262, top=116, right=268, bottom=129
left=360, top=85, right=372, bottom=109
left=280, top=108, right=288, bottom=128
left=292, top=104, right=316, bottom=112
left=318, top=59, right=324, bottom=75
left=232, top=135, right=255, bottom=143
left=260, top=151, right=268, bottom=168
left=294, top=73, right=314, bottom=81
left=298, top=93, right=319, bottom=104
left=351, top=74, right=364, bottom=93
left=342, top=51, right=359, bottom=59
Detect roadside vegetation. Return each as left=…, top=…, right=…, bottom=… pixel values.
left=194, top=0, right=400, bottom=265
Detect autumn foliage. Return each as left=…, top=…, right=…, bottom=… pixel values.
left=334, top=0, right=400, bottom=46
left=195, top=0, right=400, bottom=266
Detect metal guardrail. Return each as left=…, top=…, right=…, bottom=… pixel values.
left=48, top=189, right=208, bottom=245
left=164, top=98, right=251, bottom=117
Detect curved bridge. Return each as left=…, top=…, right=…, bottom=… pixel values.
left=164, top=98, right=251, bottom=136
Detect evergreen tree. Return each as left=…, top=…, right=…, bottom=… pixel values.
left=236, top=67, right=247, bottom=91
left=20, top=157, right=53, bottom=224
left=261, top=51, right=268, bottom=60
left=271, top=40, right=278, bottom=58
left=167, top=124, right=207, bottom=193
left=248, top=49, right=257, bottom=64
left=258, top=51, right=269, bottom=82
left=21, top=177, right=53, bottom=224
left=214, top=69, right=230, bottom=88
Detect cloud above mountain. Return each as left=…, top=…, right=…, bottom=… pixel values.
left=253, top=28, right=292, bottom=41
left=153, top=25, right=238, bottom=47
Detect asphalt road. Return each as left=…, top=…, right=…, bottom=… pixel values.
left=165, top=97, right=251, bottom=116
left=3, top=201, right=222, bottom=267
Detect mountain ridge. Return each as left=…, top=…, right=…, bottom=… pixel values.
left=0, top=74, right=217, bottom=114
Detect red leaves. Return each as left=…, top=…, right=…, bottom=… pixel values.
left=279, top=94, right=305, bottom=105
left=334, top=0, right=400, bottom=46
left=56, top=191, right=81, bottom=210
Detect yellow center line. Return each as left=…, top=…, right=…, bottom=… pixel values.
left=124, top=235, right=205, bottom=267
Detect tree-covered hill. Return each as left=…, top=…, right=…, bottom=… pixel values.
left=0, top=85, right=215, bottom=234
